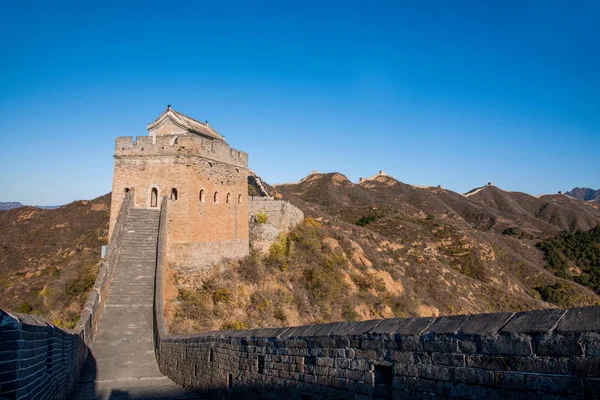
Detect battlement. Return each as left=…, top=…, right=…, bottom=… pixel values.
left=114, top=134, right=248, bottom=168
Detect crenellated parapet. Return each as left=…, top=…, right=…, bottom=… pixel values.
left=114, top=134, right=248, bottom=168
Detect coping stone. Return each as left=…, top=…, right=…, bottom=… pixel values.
left=460, top=312, right=514, bottom=336
left=287, top=325, right=316, bottom=338
left=312, top=322, right=343, bottom=337
left=369, top=318, right=406, bottom=335
left=424, top=315, right=470, bottom=335
left=556, top=306, right=600, bottom=333
left=396, top=317, right=436, bottom=335
left=332, top=319, right=381, bottom=336
left=502, top=308, right=566, bottom=334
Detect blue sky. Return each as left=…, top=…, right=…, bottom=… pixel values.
left=1, top=1, right=598, bottom=205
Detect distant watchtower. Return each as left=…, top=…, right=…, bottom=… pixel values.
left=109, top=106, right=249, bottom=269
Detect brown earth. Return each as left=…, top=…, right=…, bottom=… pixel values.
left=0, top=194, right=110, bottom=328
left=168, top=173, right=600, bottom=334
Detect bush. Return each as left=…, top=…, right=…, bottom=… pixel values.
left=502, top=227, right=520, bottom=236
left=16, top=301, right=33, bottom=313
left=356, top=215, right=378, bottom=227
left=221, top=320, right=248, bottom=330
left=534, top=282, right=573, bottom=308
left=538, top=225, right=600, bottom=294
left=256, top=212, right=269, bottom=224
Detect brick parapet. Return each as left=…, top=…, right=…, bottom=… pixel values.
left=114, top=135, right=248, bottom=168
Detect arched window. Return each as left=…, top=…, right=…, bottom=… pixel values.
left=238, top=194, right=242, bottom=204
left=150, top=188, right=158, bottom=208
left=214, top=191, right=219, bottom=203
left=226, top=193, right=231, bottom=203
left=170, top=188, right=178, bottom=201
left=199, top=189, right=205, bottom=203
left=124, top=188, right=130, bottom=193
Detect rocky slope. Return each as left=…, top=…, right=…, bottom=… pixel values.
left=166, top=173, right=600, bottom=334
left=0, top=194, right=110, bottom=328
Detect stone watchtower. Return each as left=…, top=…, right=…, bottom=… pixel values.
left=109, top=106, right=249, bottom=269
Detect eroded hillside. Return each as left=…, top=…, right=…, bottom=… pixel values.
left=166, top=173, right=600, bottom=334
left=0, top=194, right=110, bottom=328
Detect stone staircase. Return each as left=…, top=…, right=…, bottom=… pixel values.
left=69, top=208, right=199, bottom=399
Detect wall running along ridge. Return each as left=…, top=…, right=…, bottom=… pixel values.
left=154, top=199, right=600, bottom=399
left=0, top=191, right=136, bottom=399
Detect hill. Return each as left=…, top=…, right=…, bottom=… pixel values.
left=565, top=187, right=600, bottom=202
left=0, top=194, right=110, bottom=328
left=0, top=202, right=23, bottom=210
left=166, top=173, right=600, bottom=334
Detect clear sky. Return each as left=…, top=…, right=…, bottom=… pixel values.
left=1, top=1, right=598, bottom=205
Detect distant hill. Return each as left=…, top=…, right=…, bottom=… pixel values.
left=0, top=194, right=110, bottom=328
left=565, top=187, right=600, bottom=202
left=166, top=172, right=600, bottom=334
left=0, top=202, right=62, bottom=210
left=0, top=202, right=23, bottom=210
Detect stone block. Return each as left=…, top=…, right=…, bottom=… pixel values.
left=493, top=371, right=525, bottom=390
left=481, top=336, right=532, bottom=356
left=453, top=367, right=493, bottom=386
left=431, top=353, right=465, bottom=367
left=572, top=358, right=600, bottom=377
left=394, top=363, right=421, bottom=377
left=501, top=308, right=566, bottom=334
left=510, top=356, right=570, bottom=375
left=395, top=317, right=436, bottom=335
left=424, top=315, right=470, bottom=335
left=535, top=336, right=583, bottom=357
left=467, top=355, right=511, bottom=370
left=370, top=318, right=406, bottom=335
left=420, top=365, right=453, bottom=381
left=524, top=374, right=584, bottom=396
left=399, top=336, right=423, bottom=352
left=332, top=319, right=380, bottom=336
left=458, top=339, right=478, bottom=353
left=459, top=312, right=514, bottom=336
left=556, top=306, right=600, bottom=333
left=422, top=337, right=459, bottom=353
left=312, top=322, right=342, bottom=337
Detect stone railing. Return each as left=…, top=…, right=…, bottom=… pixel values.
left=0, top=190, right=135, bottom=399
left=153, top=200, right=600, bottom=399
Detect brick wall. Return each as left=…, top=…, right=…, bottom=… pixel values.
left=249, top=197, right=304, bottom=232
left=0, top=191, right=135, bottom=399
left=154, top=200, right=600, bottom=399
left=110, top=135, right=249, bottom=271
left=0, top=311, right=85, bottom=400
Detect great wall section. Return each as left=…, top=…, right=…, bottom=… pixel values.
left=1, top=108, right=599, bottom=399
left=2, top=192, right=600, bottom=399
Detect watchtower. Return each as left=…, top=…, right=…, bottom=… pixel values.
left=109, top=106, right=249, bottom=269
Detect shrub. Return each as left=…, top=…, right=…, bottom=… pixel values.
left=351, top=272, right=386, bottom=293
left=356, top=215, right=378, bottom=227
left=212, top=288, right=231, bottom=305
left=16, top=302, right=33, bottom=313
left=221, top=320, right=248, bottom=330
left=534, top=282, right=572, bottom=308
left=273, top=307, right=287, bottom=323
left=341, top=303, right=359, bottom=321
left=502, top=227, right=520, bottom=236
left=256, top=212, right=269, bottom=224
